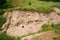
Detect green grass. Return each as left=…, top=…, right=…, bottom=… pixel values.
left=42, top=23, right=60, bottom=34
left=0, top=10, right=7, bottom=29
left=0, top=16, right=6, bottom=28
left=0, top=5, right=7, bottom=30
left=7, top=0, right=60, bottom=13
left=42, top=24, right=54, bottom=31
left=54, top=24, right=60, bottom=34
left=57, top=12, right=60, bottom=16
left=53, top=36, right=60, bottom=40
left=0, top=9, right=7, bottom=30
left=0, top=33, right=21, bottom=40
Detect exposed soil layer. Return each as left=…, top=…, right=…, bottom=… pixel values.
left=2, top=7, right=60, bottom=40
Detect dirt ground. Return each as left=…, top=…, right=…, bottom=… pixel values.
left=2, top=7, right=60, bottom=40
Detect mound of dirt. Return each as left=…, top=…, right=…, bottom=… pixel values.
left=2, top=7, right=60, bottom=40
